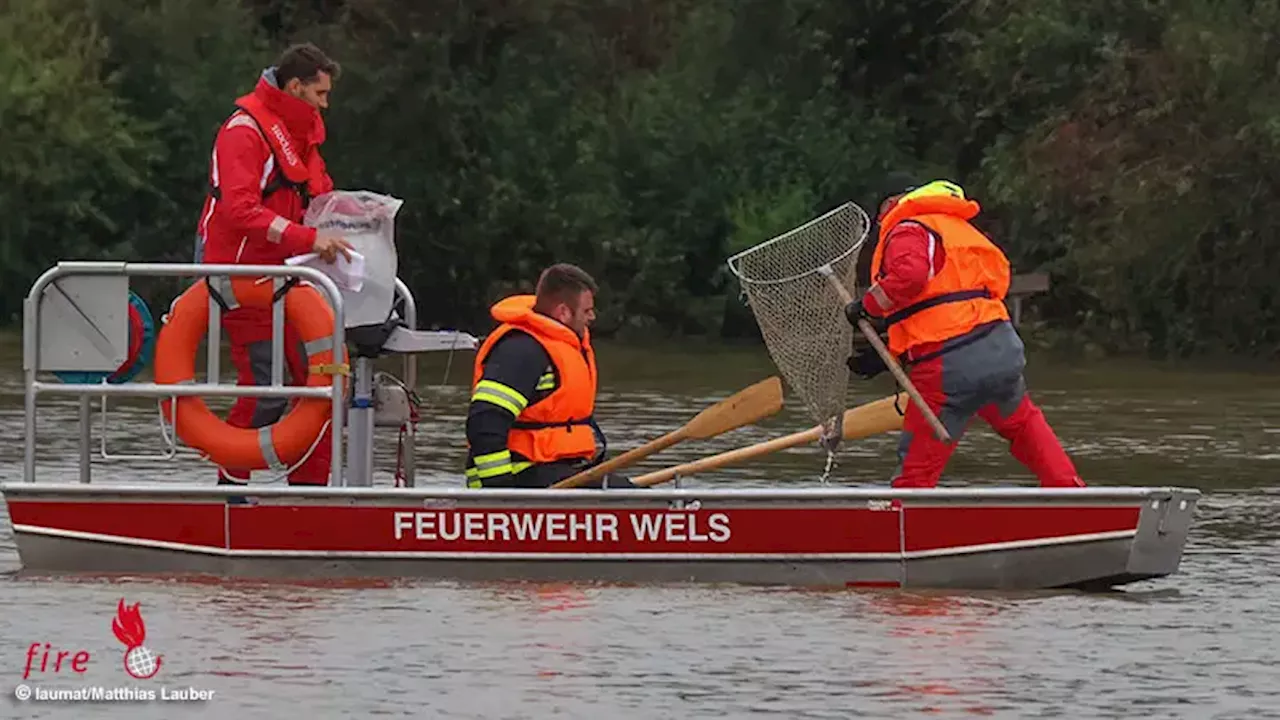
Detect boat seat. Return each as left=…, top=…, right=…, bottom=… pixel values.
left=345, top=315, right=477, bottom=428
left=346, top=313, right=477, bottom=358
left=346, top=314, right=404, bottom=359
left=382, top=325, right=478, bottom=354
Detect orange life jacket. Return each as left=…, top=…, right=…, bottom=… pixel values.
left=871, top=193, right=1011, bottom=358
left=471, top=296, right=598, bottom=465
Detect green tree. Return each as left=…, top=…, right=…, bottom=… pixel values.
left=0, top=0, right=156, bottom=320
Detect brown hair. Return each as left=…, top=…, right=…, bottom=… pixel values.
left=535, top=263, right=598, bottom=310
left=276, top=43, right=341, bottom=87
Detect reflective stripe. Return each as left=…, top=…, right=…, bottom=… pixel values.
left=224, top=114, right=273, bottom=189
left=304, top=335, right=333, bottom=358
left=225, top=113, right=258, bottom=133
left=267, top=216, right=290, bottom=244
left=258, top=427, right=285, bottom=470
left=208, top=276, right=242, bottom=311
left=473, top=465, right=511, bottom=479
left=535, top=370, right=555, bottom=391
left=472, top=450, right=512, bottom=478
left=471, top=380, right=528, bottom=416
left=868, top=283, right=893, bottom=313
left=199, top=147, right=219, bottom=242
left=465, top=458, right=534, bottom=487
left=210, top=112, right=272, bottom=207
left=259, top=154, right=275, bottom=191
left=925, top=232, right=937, bottom=281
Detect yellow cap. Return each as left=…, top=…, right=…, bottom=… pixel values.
left=899, top=180, right=966, bottom=203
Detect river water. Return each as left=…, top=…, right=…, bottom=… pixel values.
left=1, top=341, right=1278, bottom=719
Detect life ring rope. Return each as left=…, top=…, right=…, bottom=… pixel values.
left=150, top=393, right=331, bottom=483
left=216, top=419, right=332, bottom=484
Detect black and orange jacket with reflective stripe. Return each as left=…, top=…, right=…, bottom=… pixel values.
left=470, top=295, right=598, bottom=466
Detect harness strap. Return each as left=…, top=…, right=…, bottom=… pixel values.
left=205, top=277, right=234, bottom=313
left=901, top=321, right=1001, bottom=367
left=510, top=416, right=596, bottom=431
left=208, top=176, right=307, bottom=205
left=271, top=277, right=300, bottom=303
left=886, top=288, right=992, bottom=326
left=205, top=276, right=300, bottom=314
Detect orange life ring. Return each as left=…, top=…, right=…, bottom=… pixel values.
left=154, top=277, right=349, bottom=470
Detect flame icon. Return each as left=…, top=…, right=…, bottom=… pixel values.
left=112, top=599, right=162, bottom=679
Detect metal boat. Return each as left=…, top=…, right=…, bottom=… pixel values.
left=0, top=256, right=1201, bottom=590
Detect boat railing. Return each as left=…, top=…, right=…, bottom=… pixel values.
left=20, top=261, right=431, bottom=488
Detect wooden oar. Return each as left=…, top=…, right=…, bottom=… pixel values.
left=631, top=394, right=904, bottom=487
left=551, top=376, right=785, bottom=489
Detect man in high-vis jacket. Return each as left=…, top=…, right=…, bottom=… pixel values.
left=847, top=177, right=1086, bottom=489
left=465, top=263, right=632, bottom=489
left=196, top=43, right=353, bottom=486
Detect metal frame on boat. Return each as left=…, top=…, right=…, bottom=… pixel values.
left=0, top=261, right=1202, bottom=590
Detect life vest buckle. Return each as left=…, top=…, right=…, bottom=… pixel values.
left=310, top=362, right=350, bottom=376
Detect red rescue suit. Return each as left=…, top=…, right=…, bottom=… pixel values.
left=195, top=68, right=335, bottom=485
left=862, top=182, right=1084, bottom=489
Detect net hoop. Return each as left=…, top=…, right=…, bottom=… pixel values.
left=724, top=200, right=873, bottom=433
left=727, top=202, right=871, bottom=287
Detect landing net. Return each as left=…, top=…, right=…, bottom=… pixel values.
left=727, top=202, right=871, bottom=451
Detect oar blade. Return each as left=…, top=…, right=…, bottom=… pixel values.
left=552, top=376, right=785, bottom=489
left=683, top=375, right=784, bottom=440
left=841, top=395, right=905, bottom=440
left=633, top=394, right=904, bottom=488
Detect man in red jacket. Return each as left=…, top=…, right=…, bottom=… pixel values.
left=195, top=43, right=353, bottom=486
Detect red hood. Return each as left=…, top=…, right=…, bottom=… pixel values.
left=249, top=72, right=326, bottom=147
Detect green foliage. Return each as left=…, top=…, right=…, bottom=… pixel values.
left=0, top=0, right=156, bottom=320
left=975, top=0, right=1280, bottom=357
left=0, top=0, right=1276, bottom=357
left=83, top=0, right=270, bottom=255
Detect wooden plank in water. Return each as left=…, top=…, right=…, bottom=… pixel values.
left=1007, top=272, right=1050, bottom=327
left=1009, top=272, right=1050, bottom=296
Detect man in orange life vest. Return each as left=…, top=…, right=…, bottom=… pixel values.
left=847, top=176, right=1086, bottom=489
left=195, top=43, right=354, bottom=486
left=465, top=264, right=635, bottom=489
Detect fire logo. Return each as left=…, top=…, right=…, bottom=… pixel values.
left=111, top=599, right=163, bottom=680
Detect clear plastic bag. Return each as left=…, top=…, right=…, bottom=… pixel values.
left=302, top=190, right=404, bottom=328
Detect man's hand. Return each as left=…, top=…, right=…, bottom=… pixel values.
left=312, top=232, right=354, bottom=263
left=844, top=300, right=886, bottom=333
left=846, top=345, right=888, bottom=380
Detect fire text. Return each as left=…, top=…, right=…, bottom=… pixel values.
left=22, top=643, right=90, bottom=680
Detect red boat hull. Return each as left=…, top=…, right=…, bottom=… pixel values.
left=1, top=484, right=1199, bottom=590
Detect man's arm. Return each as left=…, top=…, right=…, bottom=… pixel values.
left=861, top=222, right=944, bottom=317
left=213, top=124, right=318, bottom=258
left=465, top=332, right=550, bottom=483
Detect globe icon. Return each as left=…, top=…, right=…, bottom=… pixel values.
left=125, top=646, right=159, bottom=679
